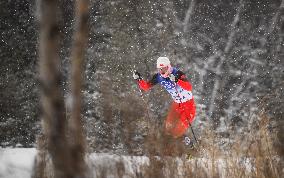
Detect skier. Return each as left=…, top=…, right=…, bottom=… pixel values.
left=133, top=57, right=196, bottom=146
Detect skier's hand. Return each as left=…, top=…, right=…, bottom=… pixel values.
left=133, top=71, right=142, bottom=80
left=169, top=74, right=177, bottom=82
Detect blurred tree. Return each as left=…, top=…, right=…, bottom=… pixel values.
left=33, top=0, right=89, bottom=177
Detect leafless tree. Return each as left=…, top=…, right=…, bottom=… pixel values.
left=34, top=0, right=90, bottom=178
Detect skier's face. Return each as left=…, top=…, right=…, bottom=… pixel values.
left=158, top=66, right=168, bottom=75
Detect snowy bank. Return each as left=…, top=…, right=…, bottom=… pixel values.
left=0, top=148, right=37, bottom=178
left=0, top=148, right=259, bottom=178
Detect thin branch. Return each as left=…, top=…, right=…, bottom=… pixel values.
left=267, top=0, right=284, bottom=36
left=183, top=0, right=196, bottom=33
left=224, top=0, right=244, bottom=54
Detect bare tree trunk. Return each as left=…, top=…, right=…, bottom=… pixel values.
left=38, top=0, right=72, bottom=177
left=69, top=0, right=90, bottom=177
left=32, top=133, right=48, bottom=178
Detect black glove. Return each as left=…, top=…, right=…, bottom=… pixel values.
left=133, top=71, right=142, bottom=80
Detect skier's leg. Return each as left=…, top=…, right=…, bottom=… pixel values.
left=170, top=105, right=188, bottom=138
left=164, top=102, right=187, bottom=138
left=180, top=100, right=197, bottom=147
left=164, top=102, right=179, bottom=135
left=183, top=100, right=199, bottom=146
left=183, top=100, right=196, bottom=125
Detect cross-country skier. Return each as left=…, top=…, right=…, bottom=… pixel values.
left=133, top=57, right=196, bottom=146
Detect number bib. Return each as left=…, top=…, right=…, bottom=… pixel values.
left=157, top=68, right=193, bottom=103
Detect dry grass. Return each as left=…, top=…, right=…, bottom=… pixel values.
left=34, top=113, right=282, bottom=178
left=135, top=114, right=283, bottom=178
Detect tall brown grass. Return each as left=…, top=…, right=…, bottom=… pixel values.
left=34, top=102, right=282, bottom=178
left=138, top=114, right=283, bottom=178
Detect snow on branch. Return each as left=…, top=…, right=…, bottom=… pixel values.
left=224, top=0, right=244, bottom=54
left=183, top=0, right=196, bottom=33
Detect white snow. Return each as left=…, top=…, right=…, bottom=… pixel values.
left=0, top=148, right=258, bottom=178
left=88, top=153, right=150, bottom=178
left=0, top=148, right=37, bottom=178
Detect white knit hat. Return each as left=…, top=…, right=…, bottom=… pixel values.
left=156, top=57, right=171, bottom=68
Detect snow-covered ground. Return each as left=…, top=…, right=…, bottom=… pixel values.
left=0, top=148, right=256, bottom=178
left=0, top=148, right=152, bottom=178
left=0, top=148, right=37, bottom=178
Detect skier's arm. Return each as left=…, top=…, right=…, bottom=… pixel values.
left=138, top=73, right=158, bottom=91
left=176, top=71, right=192, bottom=91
